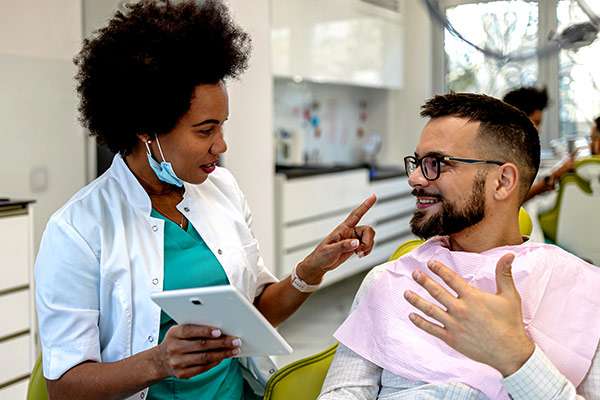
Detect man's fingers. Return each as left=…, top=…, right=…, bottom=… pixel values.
left=411, top=270, right=457, bottom=310
left=495, top=253, right=518, bottom=297
left=427, top=260, right=468, bottom=297
left=340, top=194, right=376, bottom=228
left=408, top=312, right=448, bottom=343
left=404, top=290, right=452, bottom=327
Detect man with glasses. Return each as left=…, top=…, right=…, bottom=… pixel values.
left=319, top=93, right=600, bottom=400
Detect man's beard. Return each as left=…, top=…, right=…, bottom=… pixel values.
left=410, top=172, right=487, bottom=239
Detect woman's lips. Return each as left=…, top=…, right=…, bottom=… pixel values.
left=200, top=162, right=217, bottom=174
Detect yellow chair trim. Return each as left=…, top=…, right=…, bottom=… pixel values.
left=263, top=343, right=339, bottom=400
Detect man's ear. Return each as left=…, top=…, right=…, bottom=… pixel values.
left=493, top=163, right=519, bottom=201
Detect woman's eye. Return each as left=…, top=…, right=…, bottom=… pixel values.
left=198, top=127, right=214, bottom=135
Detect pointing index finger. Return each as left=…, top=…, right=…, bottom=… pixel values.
left=341, top=194, right=377, bottom=228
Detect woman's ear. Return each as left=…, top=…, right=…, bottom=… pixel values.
left=493, top=163, right=519, bottom=201
left=136, top=133, right=153, bottom=144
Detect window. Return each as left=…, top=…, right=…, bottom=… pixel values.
left=436, top=0, right=600, bottom=143
left=445, top=1, right=538, bottom=96
left=557, top=0, right=600, bottom=136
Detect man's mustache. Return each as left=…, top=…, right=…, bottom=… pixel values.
left=411, top=189, right=443, bottom=200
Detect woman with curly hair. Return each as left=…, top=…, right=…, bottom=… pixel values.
left=34, top=1, right=376, bottom=399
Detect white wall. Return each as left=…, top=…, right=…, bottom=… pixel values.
left=0, top=1, right=86, bottom=249
left=380, top=1, right=434, bottom=165
left=222, top=0, right=276, bottom=271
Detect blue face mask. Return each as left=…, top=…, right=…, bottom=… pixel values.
left=145, top=137, right=184, bottom=187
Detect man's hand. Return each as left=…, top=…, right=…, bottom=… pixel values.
left=403, top=253, right=535, bottom=377
left=296, top=194, right=376, bottom=284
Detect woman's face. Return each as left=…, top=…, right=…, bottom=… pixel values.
left=148, top=82, right=229, bottom=185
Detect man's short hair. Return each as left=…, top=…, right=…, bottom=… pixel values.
left=502, top=87, right=549, bottom=116
left=421, top=93, right=541, bottom=203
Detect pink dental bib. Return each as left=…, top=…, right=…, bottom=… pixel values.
left=334, top=238, right=600, bottom=399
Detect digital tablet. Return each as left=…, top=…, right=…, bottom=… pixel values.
left=151, top=285, right=293, bottom=357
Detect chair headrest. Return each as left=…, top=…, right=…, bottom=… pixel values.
left=576, top=159, right=600, bottom=196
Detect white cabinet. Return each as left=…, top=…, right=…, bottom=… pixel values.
left=271, top=0, right=404, bottom=89
left=274, top=170, right=415, bottom=287
left=0, top=201, right=35, bottom=394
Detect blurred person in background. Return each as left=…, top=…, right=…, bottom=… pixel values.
left=503, top=86, right=574, bottom=201
left=591, top=116, right=600, bottom=156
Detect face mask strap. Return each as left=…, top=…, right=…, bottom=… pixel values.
left=154, top=136, right=167, bottom=163
left=144, top=140, right=153, bottom=157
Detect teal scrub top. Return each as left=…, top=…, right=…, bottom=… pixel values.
left=147, top=209, right=244, bottom=400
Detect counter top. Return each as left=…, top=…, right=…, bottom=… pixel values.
left=275, top=164, right=406, bottom=181
left=0, top=199, right=35, bottom=208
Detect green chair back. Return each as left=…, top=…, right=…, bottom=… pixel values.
left=538, top=157, right=600, bottom=242
left=27, top=355, right=48, bottom=400
left=263, top=344, right=339, bottom=400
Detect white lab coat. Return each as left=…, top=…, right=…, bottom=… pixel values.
left=35, top=154, right=278, bottom=399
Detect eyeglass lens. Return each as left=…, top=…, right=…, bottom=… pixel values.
left=405, top=156, right=440, bottom=180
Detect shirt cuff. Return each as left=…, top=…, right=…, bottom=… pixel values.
left=503, top=345, right=569, bottom=400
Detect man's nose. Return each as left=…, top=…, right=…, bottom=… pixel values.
left=407, top=165, right=429, bottom=188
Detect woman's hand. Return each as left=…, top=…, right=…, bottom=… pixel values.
left=296, top=194, right=377, bottom=284
left=155, top=325, right=241, bottom=379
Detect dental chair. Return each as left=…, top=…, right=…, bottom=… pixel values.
left=538, top=157, right=600, bottom=265
left=263, top=209, right=533, bottom=400
left=29, top=211, right=535, bottom=400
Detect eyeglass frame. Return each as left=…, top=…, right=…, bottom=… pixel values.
left=404, top=154, right=505, bottom=181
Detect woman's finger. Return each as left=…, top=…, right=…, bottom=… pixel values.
left=171, top=324, right=222, bottom=340
left=354, top=226, right=375, bottom=256
left=338, top=194, right=376, bottom=229
left=176, top=336, right=241, bottom=354
left=172, top=348, right=240, bottom=370
left=321, top=238, right=360, bottom=258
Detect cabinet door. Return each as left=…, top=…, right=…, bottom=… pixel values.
left=271, top=0, right=403, bottom=88
left=0, top=215, right=30, bottom=291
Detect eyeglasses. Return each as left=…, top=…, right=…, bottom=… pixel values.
left=404, top=154, right=504, bottom=181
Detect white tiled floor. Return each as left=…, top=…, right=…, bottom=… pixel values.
left=274, top=271, right=369, bottom=367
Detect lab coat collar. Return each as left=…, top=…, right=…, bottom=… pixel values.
left=108, top=154, right=154, bottom=215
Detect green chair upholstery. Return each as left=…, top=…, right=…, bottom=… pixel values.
left=263, top=207, right=533, bottom=400
left=27, top=355, right=48, bottom=400
left=538, top=157, right=600, bottom=243
left=539, top=157, right=600, bottom=263
left=263, top=343, right=339, bottom=400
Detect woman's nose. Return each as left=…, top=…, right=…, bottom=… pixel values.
left=210, top=130, right=227, bottom=155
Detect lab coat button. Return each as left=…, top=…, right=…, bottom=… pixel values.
left=183, top=207, right=190, bottom=212
left=152, top=278, right=159, bottom=285
left=148, top=335, right=154, bottom=343
left=152, top=225, right=158, bottom=232
left=217, top=249, right=223, bottom=255
left=140, top=392, right=145, bottom=399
